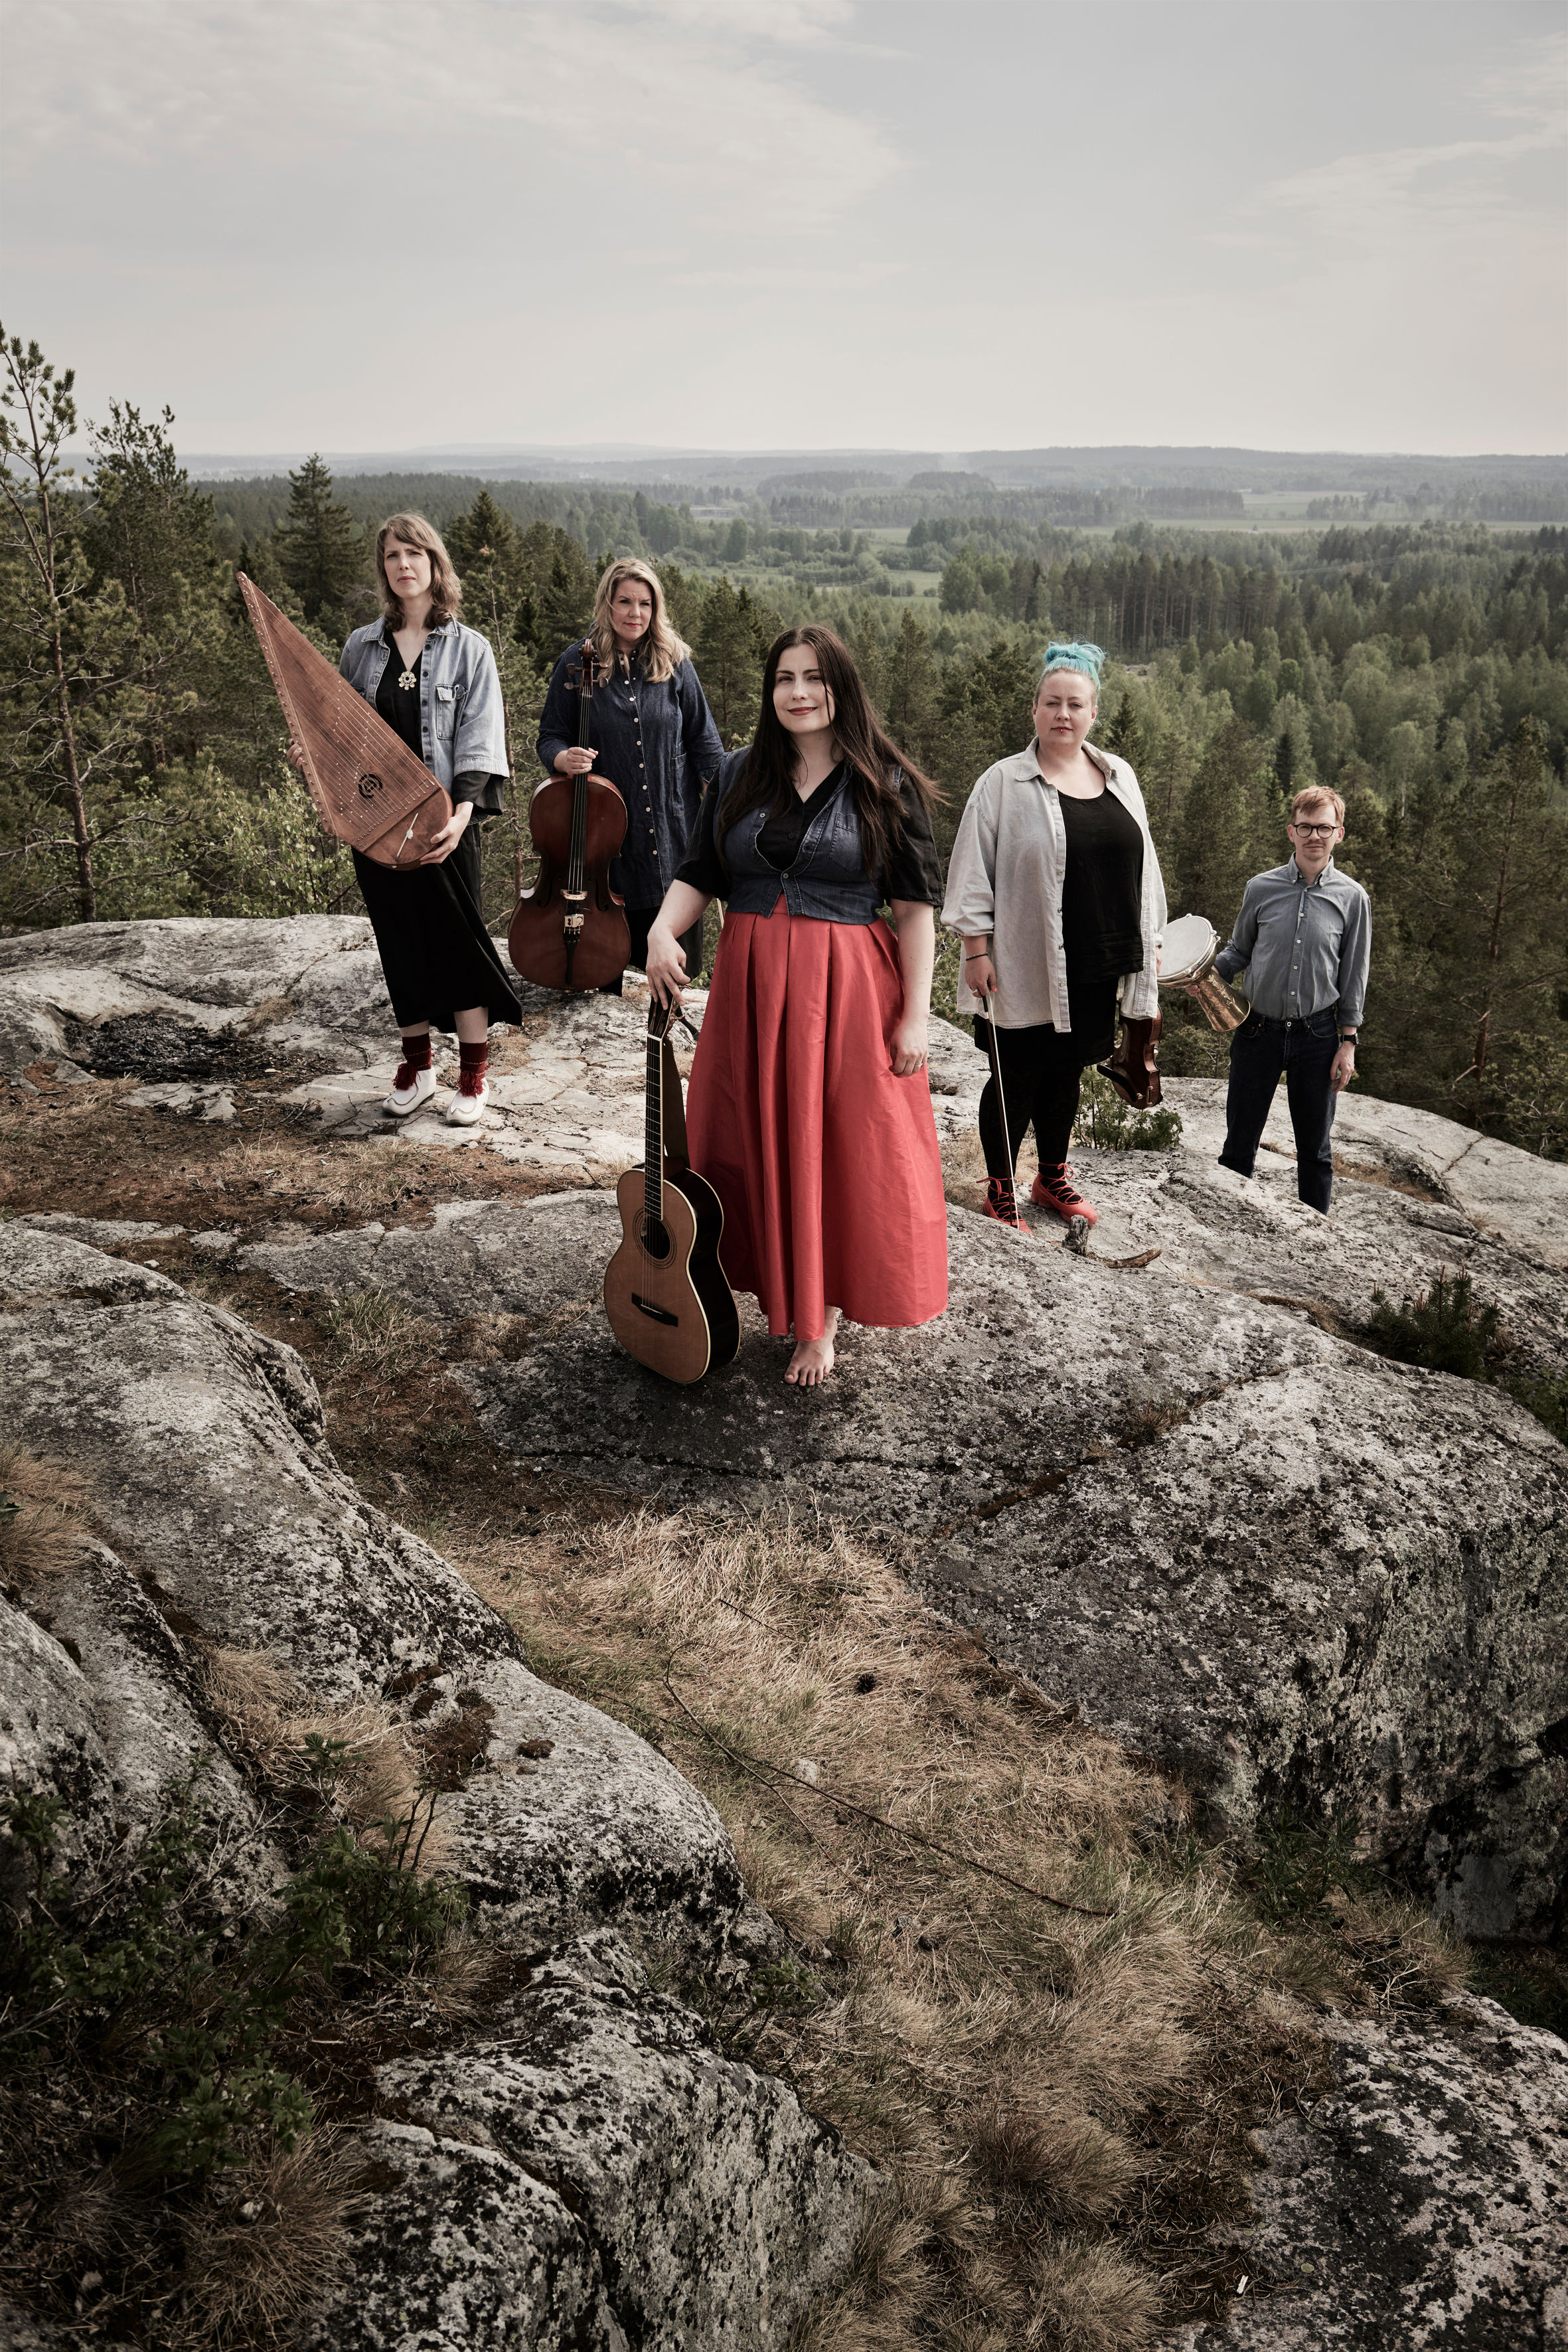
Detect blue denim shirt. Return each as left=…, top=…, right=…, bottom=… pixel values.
left=1215, top=856, right=1371, bottom=1028
left=536, top=644, right=723, bottom=911
left=339, top=618, right=510, bottom=811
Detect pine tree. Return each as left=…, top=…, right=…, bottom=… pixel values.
left=537, top=542, right=595, bottom=663
left=84, top=402, right=217, bottom=632
left=696, top=577, right=763, bottom=744
left=273, top=455, right=366, bottom=626
left=444, top=488, right=518, bottom=584
left=1175, top=718, right=1281, bottom=931
left=882, top=610, right=939, bottom=753
left=1443, top=719, right=1568, bottom=1113
left=1100, top=690, right=1148, bottom=773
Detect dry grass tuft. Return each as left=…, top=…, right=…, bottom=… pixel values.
left=453, top=1502, right=1324, bottom=2345
left=1320, top=1888, right=1471, bottom=2010
left=200, top=1646, right=443, bottom=1865
left=173, top=2130, right=362, bottom=2349
left=0, top=1443, right=96, bottom=1586
left=1024, top=2239, right=1164, bottom=2350
left=317, top=1291, right=442, bottom=1397
left=971, top=2104, right=1144, bottom=2222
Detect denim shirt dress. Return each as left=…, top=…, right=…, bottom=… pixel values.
left=536, top=643, right=724, bottom=912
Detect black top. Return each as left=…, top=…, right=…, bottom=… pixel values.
left=376, top=624, right=426, bottom=759
left=677, top=760, right=944, bottom=903
left=1059, top=787, right=1144, bottom=982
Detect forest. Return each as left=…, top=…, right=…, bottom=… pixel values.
left=3, top=329, right=1565, bottom=1158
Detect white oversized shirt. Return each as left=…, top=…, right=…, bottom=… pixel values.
left=941, top=741, right=1167, bottom=1030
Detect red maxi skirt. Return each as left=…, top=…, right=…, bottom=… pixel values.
left=686, top=901, right=949, bottom=1342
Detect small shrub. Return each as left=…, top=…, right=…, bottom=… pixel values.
left=1247, top=1803, right=1373, bottom=1926
left=1506, top=1370, right=1568, bottom=1444
left=1, top=1770, right=471, bottom=2343
left=1073, top=1070, right=1184, bottom=1153
left=1366, top=1267, right=1502, bottom=1380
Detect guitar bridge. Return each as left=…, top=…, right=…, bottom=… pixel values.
left=632, top=1294, right=679, bottom=1326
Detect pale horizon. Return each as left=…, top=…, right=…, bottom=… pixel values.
left=4, top=0, right=1565, bottom=458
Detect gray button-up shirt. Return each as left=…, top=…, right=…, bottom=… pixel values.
left=1214, top=856, right=1371, bottom=1028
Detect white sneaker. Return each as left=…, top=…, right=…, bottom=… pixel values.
left=382, top=1065, right=437, bottom=1117
left=445, top=1080, right=489, bottom=1127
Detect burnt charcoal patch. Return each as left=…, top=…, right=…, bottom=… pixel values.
left=64, top=1012, right=275, bottom=1083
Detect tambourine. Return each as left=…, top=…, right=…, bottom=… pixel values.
left=1158, top=914, right=1247, bottom=1033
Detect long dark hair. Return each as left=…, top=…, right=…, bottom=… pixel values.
left=716, top=626, right=939, bottom=884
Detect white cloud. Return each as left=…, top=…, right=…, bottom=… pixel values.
left=3, top=0, right=900, bottom=232
left=1263, top=31, right=1565, bottom=246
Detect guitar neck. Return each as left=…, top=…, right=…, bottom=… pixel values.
left=643, top=1028, right=663, bottom=1223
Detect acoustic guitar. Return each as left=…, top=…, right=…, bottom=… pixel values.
left=603, top=999, right=739, bottom=1383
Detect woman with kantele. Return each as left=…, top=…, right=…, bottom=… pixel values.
left=291, top=512, right=522, bottom=1125
left=536, top=557, right=724, bottom=993
left=643, top=625, right=948, bottom=1387
left=943, top=641, right=1167, bottom=1234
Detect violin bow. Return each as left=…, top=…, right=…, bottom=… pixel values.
left=981, top=969, right=1016, bottom=1218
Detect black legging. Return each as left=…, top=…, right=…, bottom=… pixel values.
left=976, top=976, right=1119, bottom=1182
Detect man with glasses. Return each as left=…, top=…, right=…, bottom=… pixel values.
left=1207, top=785, right=1371, bottom=1214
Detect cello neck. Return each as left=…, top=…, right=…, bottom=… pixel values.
left=568, top=639, right=597, bottom=900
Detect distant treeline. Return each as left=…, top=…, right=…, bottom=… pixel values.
left=2, top=333, right=1563, bottom=1162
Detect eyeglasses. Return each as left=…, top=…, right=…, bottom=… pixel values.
left=1291, top=822, right=1338, bottom=838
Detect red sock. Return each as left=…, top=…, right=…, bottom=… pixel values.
left=458, top=1040, right=489, bottom=1097
left=395, top=1033, right=432, bottom=1086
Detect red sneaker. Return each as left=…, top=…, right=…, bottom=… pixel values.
left=1031, top=1166, right=1099, bottom=1226
left=984, top=1178, right=1033, bottom=1236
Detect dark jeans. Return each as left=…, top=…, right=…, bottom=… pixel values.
left=599, top=905, right=704, bottom=997
left=1219, top=1008, right=1339, bottom=1213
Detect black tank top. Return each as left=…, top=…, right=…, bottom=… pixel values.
left=1059, top=788, right=1144, bottom=982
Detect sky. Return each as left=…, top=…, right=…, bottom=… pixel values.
left=2, top=0, right=1565, bottom=460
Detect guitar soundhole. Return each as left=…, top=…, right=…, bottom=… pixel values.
left=637, top=1214, right=673, bottom=1263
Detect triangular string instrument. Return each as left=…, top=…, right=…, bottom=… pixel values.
left=237, top=574, right=450, bottom=867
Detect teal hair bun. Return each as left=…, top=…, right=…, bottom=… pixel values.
left=1039, top=640, right=1106, bottom=687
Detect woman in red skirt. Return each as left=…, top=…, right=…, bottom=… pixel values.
left=645, top=627, right=948, bottom=1386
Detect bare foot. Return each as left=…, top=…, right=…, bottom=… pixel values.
left=785, top=1307, right=840, bottom=1387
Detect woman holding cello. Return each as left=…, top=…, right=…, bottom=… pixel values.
left=644, top=626, right=948, bottom=1387
left=295, top=512, right=521, bottom=1124
left=536, top=558, right=724, bottom=992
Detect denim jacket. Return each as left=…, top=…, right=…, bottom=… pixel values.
left=339, top=618, right=510, bottom=812
left=710, top=750, right=884, bottom=925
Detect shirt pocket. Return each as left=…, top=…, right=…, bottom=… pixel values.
left=432, top=683, right=459, bottom=739
left=1314, top=906, right=1344, bottom=959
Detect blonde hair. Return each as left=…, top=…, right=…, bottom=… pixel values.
left=1291, top=785, right=1345, bottom=826
left=589, top=558, right=691, bottom=684
left=376, top=512, right=462, bottom=628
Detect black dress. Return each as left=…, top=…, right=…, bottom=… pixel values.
left=351, top=626, right=522, bottom=1033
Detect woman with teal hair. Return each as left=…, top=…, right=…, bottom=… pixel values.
left=941, top=641, right=1167, bottom=1233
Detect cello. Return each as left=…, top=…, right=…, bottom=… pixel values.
left=509, top=640, right=631, bottom=990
